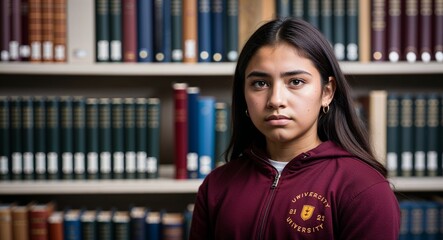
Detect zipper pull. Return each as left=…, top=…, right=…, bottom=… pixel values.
left=271, top=172, right=280, bottom=189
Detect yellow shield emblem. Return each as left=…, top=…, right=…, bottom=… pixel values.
left=300, top=205, right=315, bottom=221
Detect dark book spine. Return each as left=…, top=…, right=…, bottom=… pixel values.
left=404, top=0, right=418, bottom=62
left=110, top=0, right=122, bottom=62
left=187, top=87, right=199, bottom=179
left=29, top=0, right=42, bottom=62
left=291, top=0, right=304, bottom=19
left=400, top=93, right=414, bottom=177
left=10, top=0, right=21, bottom=61
left=112, top=98, right=124, bottom=179
left=198, top=0, right=211, bottom=62
left=419, top=0, right=432, bottom=62
left=426, top=93, right=439, bottom=176
left=171, top=0, right=183, bottom=62
left=46, top=97, right=60, bottom=180
left=173, top=83, right=188, bottom=179
left=215, top=102, right=229, bottom=167
left=147, top=98, right=160, bottom=179
left=61, top=96, right=74, bottom=180
left=0, top=97, right=10, bottom=180
left=435, top=0, right=443, bottom=62
left=154, top=0, right=172, bottom=62
left=225, top=0, right=238, bottom=62
left=99, top=98, right=112, bottom=179
left=10, top=96, right=23, bottom=180
left=276, top=0, right=291, bottom=18
left=96, top=0, right=110, bottom=62
left=20, top=0, right=30, bottom=61
left=81, top=211, right=97, bottom=240
left=53, top=0, right=66, bottom=62
left=211, top=0, right=225, bottom=62
left=320, top=0, right=333, bottom=45
left=145, top=212, right=161, bottom=240
left=371, top=0, right=386, bottom=61
left=34, top=96, right=46, bottom=180
left=161, top=213, right=184, bottom=240
left=387, top=0, right=401, bottom=62
left=130, top=208, right=147, bottom=240
left=413, top=94, right=426, bottom=176
left=41, top=0, right=54, bottom=61
left=73, top=97, right=86, bottom=180
left=306, top=0, right=319, bottom=29
left=197, top=97, right=215, bottom=179
left=135, top=98, right=147, bottom=179
left=124, top=98, right=136, bottom=179
left=86, top=98, right=99, bottom=180
left=346, top=0, right=359, bottom=61
left=122, top=0, right=137, bottom=62
left=64, top=210, right=82, bottom=240
left=29, top=206, right=50, bottom=240
left=113, top=212, right=130, bottom=240
left=1, top=0, right=11, bottom=61
left=97, top=212, right=113, bottom=240
left=22, top=96, right=35, bottom=180
left=386, top=93, right=400, bottom=177
left=137, top=0, right=154, bottom=62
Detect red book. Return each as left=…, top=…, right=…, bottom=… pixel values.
left=371, top=0, right=387, bottom=61
left=1, top=0, right=10, bottom=61
left=10, top=0, right=21, bottom=61
left=47, top=212, right=63, bottom=240
left=387, top=0, right=401, bottom=62
left=29, top=203, right=53, bottom=240
left=404, top=0, right=418, bottom=62
left=122, top=0, right=137, bottom=62
left=173, top=83, right=188, bottom=179
left=53, top=0, right=66, bottom=62
left=29, top=0, right=42, bottom=62
left=435, top=0, right=443, bottom=62
left=419, top=0, right=432, bottom=62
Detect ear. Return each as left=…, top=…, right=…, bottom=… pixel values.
left=322, top=76, right=336, bottom=106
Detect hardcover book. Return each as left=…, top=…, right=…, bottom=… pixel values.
left=61, top=96, right=74, bottom=180
left=122, top=0, right=137, bottom=62
left=154, top=0, right=172, bottom=62
left=64, top=209, right=82, bottom=240
left=135, top=98, right=147, bottom=179
left=124, top=98, right=136, bottom=179
left=81, top=210, right=97, bottom=240
left=183, top=0, right=198, bottom=63
left=11, top=96, right=23, bottom=180
left=400, top=93, right=414, bottom=177
left=435, top=0, right=443, bottom=62
left=73, top=97, right=86, bottom=180
left=11, top=205, right=29, bottom=240
left=386, top=92, right=399, bottom=177
left=387, top=0, right=401, bottom=62
left=22, top=96, right=34, bottom=180
left=187, top=87, right=200, bottom=179
left=198, top=0, right=212, bottom=62
left=211, top=0, right=224, bottom=62
left=413, top=94, right=426, bottom=176
left=346, top=0, right=359, bottom=61
left=86, top=98, right=100, bottom=180
left=215, top=102, right=230, bottom=167
left=137, top=0, right=154, bottom=62
left=99, top=98, right=112, bottom=179
left=10, top=0, right=21, bottom=61
left=173, top=83, right=188, bottom=179
left=41, top=0, right=54, bottom=61
left=34, top=96, right=47, bottom=180
left=48, top=211, right=63, bottom=240
left=96, top=0, right=110, bottom=62
left=29, top=0, right=42, bottom=62
left=225, top=0, right=238, bottom=62
left=53, top=0, right=66, bottom=62
left=0, top=97, right=10, bottom=180
left=110, top=0, right=122, bottom=62
left=146, top=98, right=161, bottom=179
left=197, top=97, right=215, bottom=179
left=112, top=98, right=124, bottom=179
left=46, top=97, right=60, bottom=180
left=171, top=0, right=183, bottom=62
left=371, top=0, right=386, bottom=61
left=426, top=93, right=439, bottom=176
left=1, top=0, right=11, bottom=61
left=404, top=0, right=418, bottom=62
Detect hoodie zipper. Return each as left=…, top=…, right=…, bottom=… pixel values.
left=257, top=170, right=280, bottom=240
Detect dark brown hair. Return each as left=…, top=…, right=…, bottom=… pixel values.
left=225, top=18, right=387, bottom=177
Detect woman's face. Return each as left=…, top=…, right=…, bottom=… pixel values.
left=244, top=43, right=334, bottom=146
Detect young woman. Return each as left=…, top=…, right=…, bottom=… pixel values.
left=190, top=18, right=400, bottom=239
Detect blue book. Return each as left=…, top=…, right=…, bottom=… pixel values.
left=154, top=0, right=172, bottom=62
left=211, top=0, right=225, bottom=62
left=422, top=201, right=439, bottom=239
left=64, top=209, right=83, bottom=240
left=399, top=201, right=414, bottom=240
left=225, top=0, right=238, bottom=62
left=187, top=87, right=200, bottom=179
left=198, top=0, right=211, bottom=62
left=197, top=97, right=215, bottom=179
left=145, top=211, right=161, bottom=240
left=137, top=0, right=154, bottom=62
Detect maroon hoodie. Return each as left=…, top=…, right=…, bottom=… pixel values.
left=190, top=141, right=400, bottom=239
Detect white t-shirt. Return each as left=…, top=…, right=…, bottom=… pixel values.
left=268, top=159, right=288, bottom=173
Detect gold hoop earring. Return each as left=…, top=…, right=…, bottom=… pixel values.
left=245, top=109, right=249, bottom=117
left=322, top=105, right=330, bottom=114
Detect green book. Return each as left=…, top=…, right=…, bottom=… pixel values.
left=112, top=98, right=124, bottom=179
left=135, top=98, right=147, bottom=179
left=147, top=98, right=161, bottom=179
left=413, top=94, right=426, bottom=177
left=0, top=96, right=10, bottom=181
left=333, top=0, right=346, bottom=61
left=346, top=0, right=359, bottom=61
left=113, top=211, right=130, bottom=240
left=226, top=0, right=238, bottom=62
left=22, top=96, right=35, bottom=180
left=61, top=96, right=74, bottom=180
left=86, top=98, right=99, bottom=180
left=306, top=0, right=319, bottom=29
left=124, top=98, right=136, bottom=179
left=73, top=97, right=86, bottom=180
left=99, top=98, right=112, bottom=179
left=109, top=0, right=122, bottom=62
left=46, top=96, right=60, bottom=180
left=10, top=96, right=23, bottom=180
left=215, top=102, right=230, bottom=167
left=386, top=93, right=400, bottom=177
left=97, top=210, right=114, bottom=240
left=400, top=93, right=414, bottom=177
left=96, top=0, right=110, bottom=62
left=171, top=0, right=183, bottom=62
left=81, top=210, right=97, bottom=240
left=291, top=0, right=304, bottom=19
left=276, top=0, right=291, bottom=18
left=426, top=93, right=439, bottom=176
left=34, top=96, right=47, bottom=180
left=320, top=0, right=333, bottom=44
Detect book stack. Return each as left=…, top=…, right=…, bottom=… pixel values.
left=95, top=0, right=239, bottom=63
left=0, top=0, right=67, bottom=62
left=0, top=96, right=161, bottom=181
left=172, top=83, right=231, bottom=180
left=0, top=202, right=194, bottom=240
left=398, top=199, right=443, bottom=239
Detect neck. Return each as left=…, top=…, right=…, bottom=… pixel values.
left=266, top=136, right=322, bottom=162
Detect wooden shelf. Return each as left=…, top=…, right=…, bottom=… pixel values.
left=389, top=177, right=443, bottom=192
left=0, top=62, right=442, bottom=76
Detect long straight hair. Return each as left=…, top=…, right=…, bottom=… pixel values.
left=226, top=18, right=387, bottom=177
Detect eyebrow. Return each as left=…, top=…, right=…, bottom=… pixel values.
left=246, top=70, right=312, bottom=79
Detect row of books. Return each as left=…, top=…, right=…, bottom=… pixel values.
left=172, top=83, right=231, bottom=180
left=276, top=0, right=360, bottom=61
left=0, top=96, right=161, bottom=181
left=399, top=200, right=443, bottom=239
left=95, top=0, right=239, bottom=63
left=0, top=202, right=194, bottom=240
left=0, top=0, right=67, bottom=62
left=370, top=0, right=443, bottom=63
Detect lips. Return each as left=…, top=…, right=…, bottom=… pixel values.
left=265, top=114, right=291, bottom=121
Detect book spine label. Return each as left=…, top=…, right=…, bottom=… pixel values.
left=183, top=0, right=198, bottom=62
left=96, top=0, right=110, bottom=62
left=99, top=99, right=112, bottom=179
left=11, top=97, right=23, bottom=180
left=124, top=98, right=136, bottom=179
left=34, top=97, right=47, bottom=180
left=147, top=98, right=160, bottom=179
left=110, top=0, right=122, bottom=62
left=86, top=99, right=99, bottom=179
left=173, top=83, right=188, bottom=179
left=136, top=98, right=147, bottom=179
left=22, top=97, right=35, bottom=180
left=122, top=0, right=137, bottom=62
left=171, top=0, right=183, bottom=62
left=137, top=0, right=154, bottom=62
left=0, top=97, right=10, bottom=180
left=112, top=99, right=124, bottom=179
left=226, top=0, right=238, bottom=62
left=211, top=0, right=224, bottom=62
left=371, top=0, right=386, bottom=61
left=73, top=97, right=86, bottom=179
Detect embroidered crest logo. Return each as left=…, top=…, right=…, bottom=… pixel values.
left=300, top=205, right=315, bottom=221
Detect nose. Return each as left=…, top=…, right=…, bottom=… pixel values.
left=267, top=83, right=286, bottom=110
